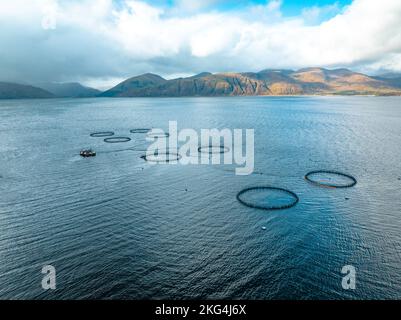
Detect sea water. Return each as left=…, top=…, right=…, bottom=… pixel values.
left=0, top=96, right=400, bottom=299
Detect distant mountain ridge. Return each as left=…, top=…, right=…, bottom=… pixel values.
left=100, top=68, right=401, bottom=97
left=37, top=82, right=101, bottom=98
left=100, top=73, right=167, bottom=97
left=0, top=82, right=54, bottom=99
left=0, top=81, right=100, bottom=99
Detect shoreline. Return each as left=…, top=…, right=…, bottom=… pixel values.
left=1, top=94, right=401, bottom=101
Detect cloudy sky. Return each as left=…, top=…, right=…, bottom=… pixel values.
left=1, top=0, right=401, bottom=89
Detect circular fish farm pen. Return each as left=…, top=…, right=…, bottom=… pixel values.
left=90, top=131, right=115, bottom=138
left=305, top=170, right=357, bottom=188
left=237, top=187, right=299, bottom=211
left=103, top=137, right=132, bottom=144
left=130, top=129, right=152, bottom=134
left=198, top=145, right=230, bottom=154
left=141, top=152, right=182, bottom=163
left=147, top=132, right=170, bottom=139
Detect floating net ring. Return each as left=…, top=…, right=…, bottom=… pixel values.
left=104, top=137, right=132, bottom=144
left=305, top=170, right=357, bottom=188
left=130, top=128, right=152, bottom=134
left=90, top=131, right=115, bottom=138
left=147, top=132, right=170, bottom=139
left=141, top=152, right=182, bottom=163
left=198, top=145, right=230, bottom=154
left=237, top=186, right=299, bottom=211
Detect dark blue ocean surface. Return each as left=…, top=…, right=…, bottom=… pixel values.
left=0, top=97, right=400, bottom=299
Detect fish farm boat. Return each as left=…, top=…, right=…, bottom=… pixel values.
left=80, top=149, right=96, bottom=157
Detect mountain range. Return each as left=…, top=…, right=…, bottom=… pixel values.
left=101, top=68, right=401, bottom=97
left=1, top=68, right=401, bottom=99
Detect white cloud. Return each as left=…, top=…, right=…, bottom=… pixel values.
left=301, top=2, right=342, bottom=24
left=266, top=0, right=282, bottom=12
left=1, top=0, right=401, bottom=88
left=172, top=0, right=221, bottom=14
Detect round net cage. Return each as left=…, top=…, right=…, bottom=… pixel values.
left=198, top=145, right=230, bottom=154
left=103, top=137, right=132, bottom=144
left=147, top=132, right=170, bottom=139
left=90, top=131, right=115, bottom=138
left=130, top=129, right=151, bottom=134
left=141, top=151, right=182, bottom=163
left=305, top=170, right=357, bottom=188
left=237, top=186, right=299, bottom=211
